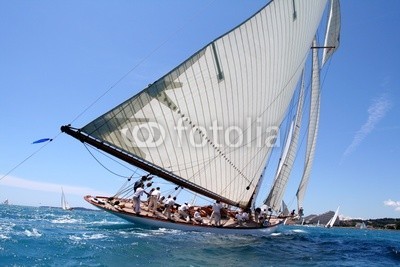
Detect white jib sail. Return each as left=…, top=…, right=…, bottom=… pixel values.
left=326, top=206, right=340, bottom=227
left=264, top=73, right=306, bottom=212
left=296, top=39, right=321, bottom=211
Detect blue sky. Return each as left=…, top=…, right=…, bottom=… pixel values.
left=1, top=1, right=399, bottom=220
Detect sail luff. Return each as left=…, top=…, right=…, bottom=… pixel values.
left=296, top=39, right=321, bottom=211
left=321, top=0, right=341, bottom=66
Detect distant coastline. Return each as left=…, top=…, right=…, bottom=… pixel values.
left=341, top=218, right=400, bottom=230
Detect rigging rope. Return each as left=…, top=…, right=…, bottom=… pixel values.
left=0, top=1, right=217, bottom=184
left=0, top=132, right=61, bottom=182
left=83, top=143, right=139, bottom=179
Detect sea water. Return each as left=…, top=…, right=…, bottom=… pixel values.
left=0, top=205, right=399, bottom=266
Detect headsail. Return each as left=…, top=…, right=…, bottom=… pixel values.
left=281, top=200, right=290, bottom=216
left=264, top=73, right=306, bottom=212
left=62, top=0, right=329, bottom=209
left=296, top=39, right=321, bottom=211
left=322, top=0, right=341, bottom=66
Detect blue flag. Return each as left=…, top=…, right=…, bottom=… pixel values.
left=32, top=138, right=52, bottom=144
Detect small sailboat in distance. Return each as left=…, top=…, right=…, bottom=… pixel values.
left=61, top=188, right=73, bottom=211
left=61, top=0, right=341, bottom=234
left=326, top=206, right=340, bottom=228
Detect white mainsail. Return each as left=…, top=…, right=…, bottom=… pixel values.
left=264, top=73, right=306, bottom=212
left=296, top=39, right=321, bottom=211
left=326, top=206, right=340, bottom=228
left=322, top=0, right=341, bottom=66
left=63, top=0, right=331, bottom=211
left=61, top=188, right=72, bottom=210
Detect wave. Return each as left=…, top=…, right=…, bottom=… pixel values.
left=51, top=217, right=81, bottom=224
left=292, top=229, right=308, bottom=233
left=69, top=233, right=108, bottom=241
left=0, top=234, right=10, bottom=240
left=24, top=228, right=42, bottom=237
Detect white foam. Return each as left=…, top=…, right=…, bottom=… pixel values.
left=0, top=234, right=10, bottom=240
left=82, top=233, right=107, bottom=240
left=292, top=229, right=307, bottom=233
left=24, top=228, right=42, bottom=237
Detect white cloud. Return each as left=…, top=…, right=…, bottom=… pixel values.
left=384, top=199, right=400, bottom=212
left=342, top=94, right=391, bottom=159
left=0, top=175, right=109, bottom=196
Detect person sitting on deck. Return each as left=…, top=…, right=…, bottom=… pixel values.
left=178, top=202, right=190, bottom=222
left=193, top=208, right=204, bottom=224
left=235, top=211, right=245, bottom=226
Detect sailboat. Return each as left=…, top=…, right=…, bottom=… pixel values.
left=325, top=206, right=340, bottom=228
left=61, top=188, right=73, bottom=211
left=61, top=0, right=341, bottom=234
left=2, top=199, right=9, bottom=205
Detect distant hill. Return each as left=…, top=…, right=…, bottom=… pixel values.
left=303, top=211, right=339, bottom=226
left=341, top=218, right=400, bottom=230
left=288, top=210, right=399, bottom=230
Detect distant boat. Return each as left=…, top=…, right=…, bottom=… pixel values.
left=355, top=222, right=367, bottom=229
left=61, top=188, right=73, bottom=211
left=325, top=206, right=340, bottom=228
left=2, top=199, right=9, bottom=205
left=61, top=0, right=341, bottom=234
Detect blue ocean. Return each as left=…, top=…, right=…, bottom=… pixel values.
left=1, top=205, right=399, bottom=266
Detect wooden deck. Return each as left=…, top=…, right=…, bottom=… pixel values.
left=87, top=196, right=279, bottom=229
